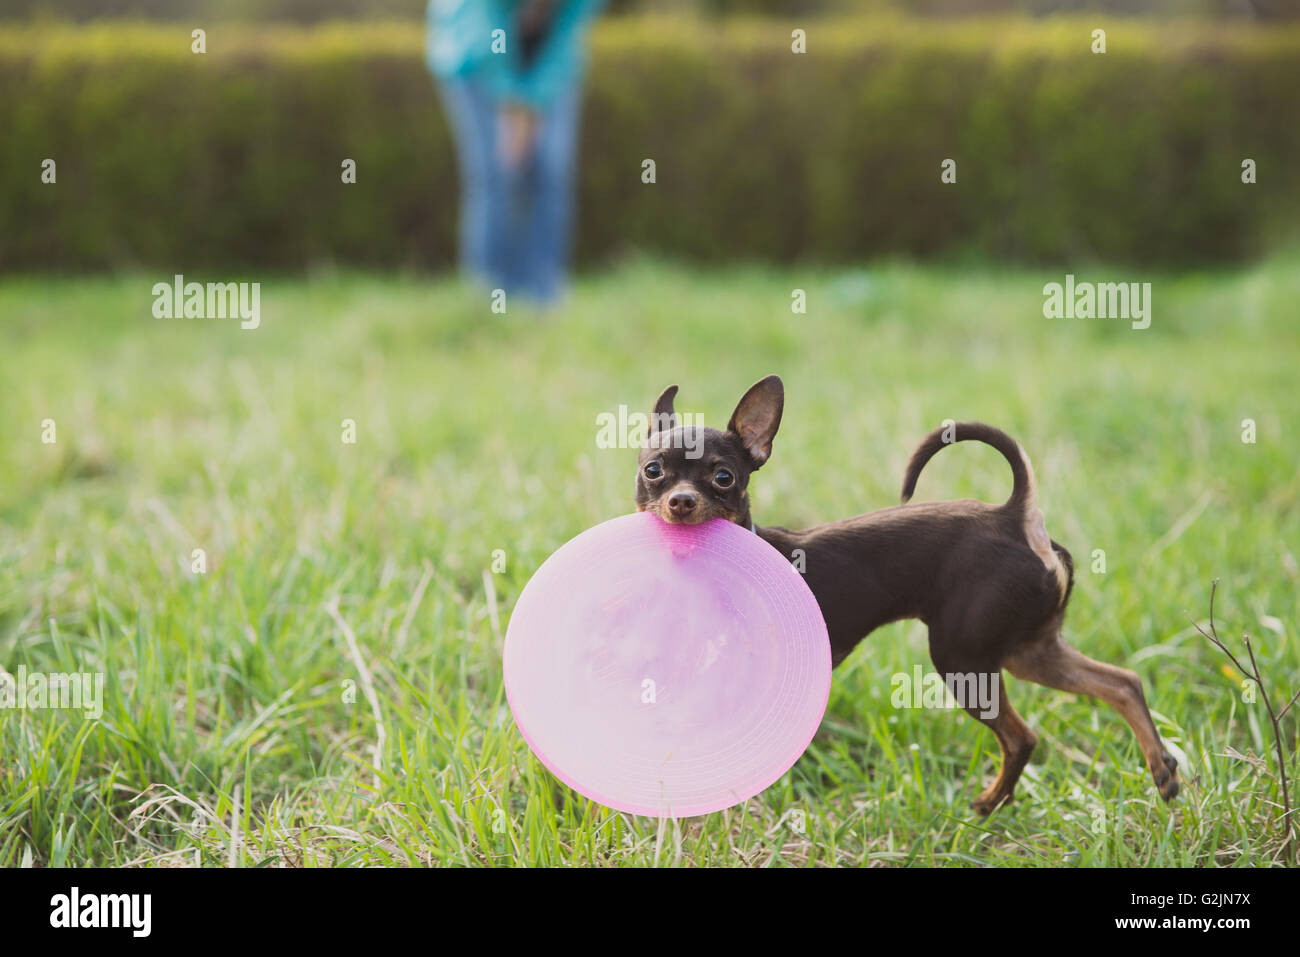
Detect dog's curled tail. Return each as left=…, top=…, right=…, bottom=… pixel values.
left=901, top=421, right=1071, bottom=604
left=899, top=421, right=1034, bottom=514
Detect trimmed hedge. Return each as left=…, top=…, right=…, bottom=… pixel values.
left=1, top=17, right=1298, bottom=270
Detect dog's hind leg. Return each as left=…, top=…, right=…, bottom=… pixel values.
left=967, top=677, right=1038, bottom=815
left=930, top=643, right=1037, bottom=815
left=1005, top=634, right=1179, bottom=801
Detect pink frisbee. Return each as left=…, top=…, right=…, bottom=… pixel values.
left=503, top=511, right=831, bottom=818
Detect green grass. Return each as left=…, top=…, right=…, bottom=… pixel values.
left=1, top=254, right=1298, bottom=867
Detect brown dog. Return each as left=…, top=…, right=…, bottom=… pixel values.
left=635, top=374, right=1179, bottom=813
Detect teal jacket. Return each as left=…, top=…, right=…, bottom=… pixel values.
left=426, top=0, right=605, bottom=109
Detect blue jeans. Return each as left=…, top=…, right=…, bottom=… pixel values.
left=437, top=75, right=581, bottom=305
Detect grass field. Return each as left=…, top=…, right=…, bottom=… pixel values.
left=1, top=254, right=1297, bottom=867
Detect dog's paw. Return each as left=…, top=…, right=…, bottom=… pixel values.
left=1152, top=752, right=1180, bottom=802
left=971, top=790, right=1014, bottom=816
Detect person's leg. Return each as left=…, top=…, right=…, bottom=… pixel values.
left=436, top=75, right=504, bottom=286
left=497, top=125, right=532, bottom=298
left=518, top=84, right=582, bottom=304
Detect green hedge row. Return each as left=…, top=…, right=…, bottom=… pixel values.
left=1, top=18, right=1298, bottom=271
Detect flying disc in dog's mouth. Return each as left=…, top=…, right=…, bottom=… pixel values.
left=503, top=511, right=831, bottom=818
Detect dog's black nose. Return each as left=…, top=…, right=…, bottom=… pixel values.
left=667, top=490, right=698, bottom=517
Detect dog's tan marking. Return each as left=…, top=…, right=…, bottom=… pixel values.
left=644, top=496, right=742, bottom=526
left=1017, top=444, right=1070, bottom=602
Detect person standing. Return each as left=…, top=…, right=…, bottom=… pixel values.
left=426, top=0, right=605, bottom=306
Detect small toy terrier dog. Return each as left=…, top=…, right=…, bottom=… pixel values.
left=635, top=374, right=1179, bottom=814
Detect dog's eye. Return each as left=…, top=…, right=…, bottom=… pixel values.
left=714, top=468, right=734, bottom=488
left=644, top=462, right=663, bottom=480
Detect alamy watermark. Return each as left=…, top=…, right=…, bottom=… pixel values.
left=890, top=665, right=999, bottom=719
left=1043, top=274, right=1151, bottom=330
left=596, top=406, right=705, bottom=457
left=50, top=887, right=150, bottom=937
left=152, top=274, right=260, bottom=330
left=0, top=666, right=104, bottom=720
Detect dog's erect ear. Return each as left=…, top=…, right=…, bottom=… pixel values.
left=647, top=384, right=679, bottom=445
left=727, top=375, right=784, bottom=469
